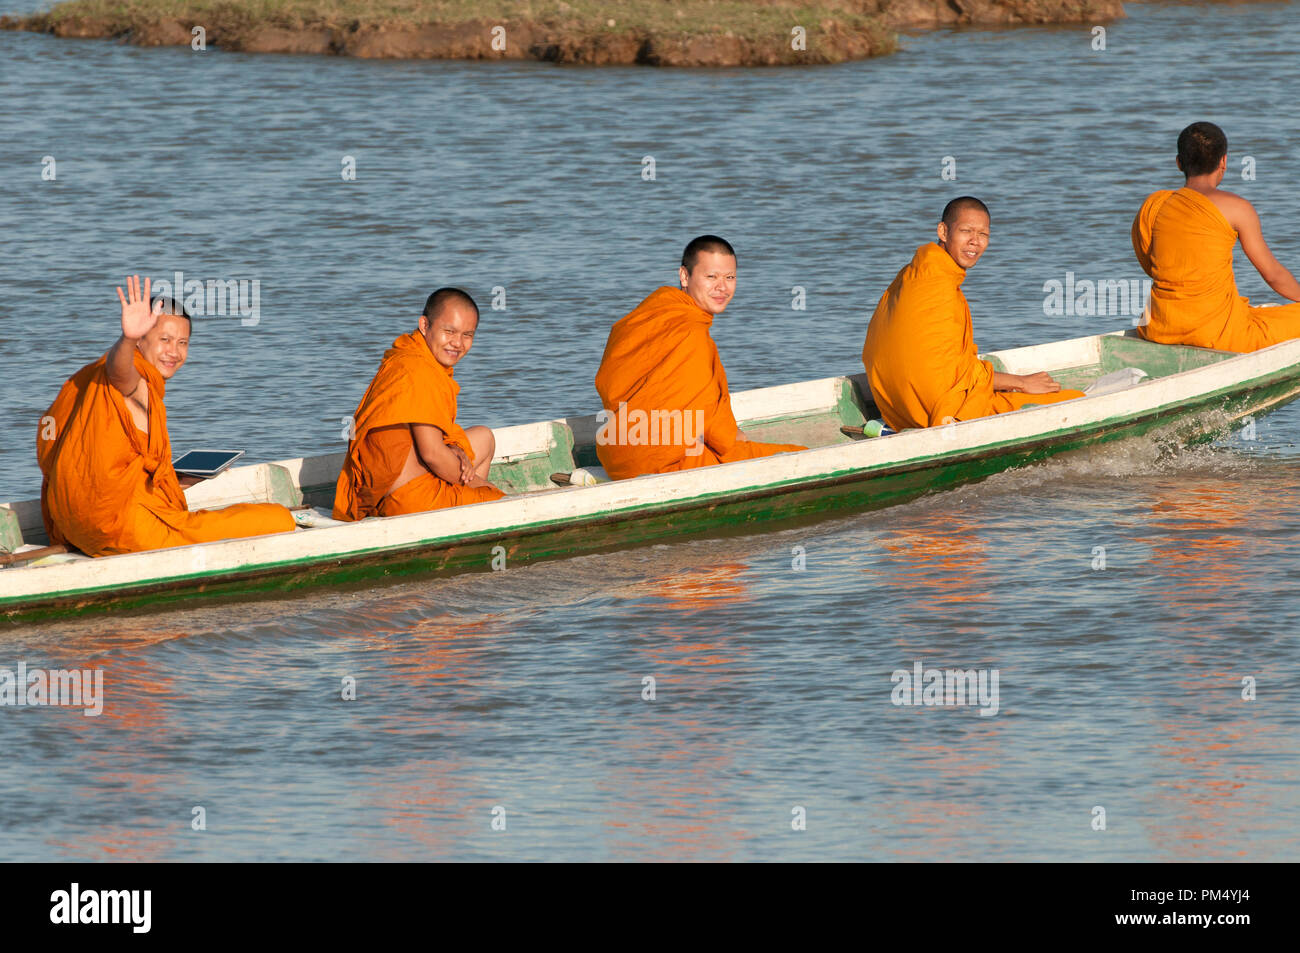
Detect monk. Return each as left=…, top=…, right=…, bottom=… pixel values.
left=862, top=197, right=1084, bottom=432
left=593, top=235, right=806, bottom=480
left=1133, top=121, right=1300, bottom=352
left=37, top=275, right=296, bottom=557
left=333, top=288, right=504, bottom=520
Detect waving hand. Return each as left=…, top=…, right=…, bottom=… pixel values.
left=116, top=274, right=156, bottom=340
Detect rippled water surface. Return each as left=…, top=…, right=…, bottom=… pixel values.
left=2, top=2, right=1299, bottom=860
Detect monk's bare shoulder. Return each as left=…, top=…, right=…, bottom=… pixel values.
left=1207, top=187, right=1257, bottom=232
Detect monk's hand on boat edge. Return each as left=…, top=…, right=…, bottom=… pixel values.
left=1018, top=372, right=1063, bottom=395
left=995, top=371, right=1063, bottom=395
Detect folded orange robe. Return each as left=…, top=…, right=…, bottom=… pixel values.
left=37, top=352, right=295, bottom=557
left=333, top=331, right=504, bottom=520
left=863, top=242, right=1084, bottom=431
left=1133, top=187, right=1300, bottom=352
left=594, top=286, right=805, bottom=480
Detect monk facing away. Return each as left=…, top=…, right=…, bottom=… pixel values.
left=862, top=197, right=1084, bottom=432
left=593, top=235, right=806, bottom=480
left=333, top=288, right=504, bottom=521
left=37, top=275, right=296, bottom=557
left=1133, top=121, right=1300, bottom=352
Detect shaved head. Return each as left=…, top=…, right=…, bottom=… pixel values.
left=941, top=196, right=990, bottom=228
left=418, top=288, right=480, bottom=369
left=681, top=235, right=736, bottom=274
left=936, top=197, right=991, bottom=270
left=422, top=287, right=479, bottom=325
left=137, top=299, right=191, bottom=379
left=1176, top=121, right=1228, bottom=178
left=150, top=296, right=192, bottom=328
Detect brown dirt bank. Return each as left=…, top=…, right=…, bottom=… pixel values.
left=1, top=1, right=1127, bottom=66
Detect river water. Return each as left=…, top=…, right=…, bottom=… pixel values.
left=2, top=2, right=1298, bottom=861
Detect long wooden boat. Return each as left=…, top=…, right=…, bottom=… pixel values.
left=5, top=329, right=1299, bottom=624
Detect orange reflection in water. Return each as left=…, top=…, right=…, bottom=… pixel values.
left=1143, top=479, right=1262, bottom=628
left=254, top=610, right=524, bottom=860
left=598, top=767, right=752, bottom=861
left=878, top=720, right=1007, bottom=859
left=1144, top=710, right=1292, bottom=860
left=640, top=561, right=751, bottom=612
left=34, top=610, right=522, bottom=861
left=32, top=625, right=189, bottom=861
left=357, top=760, right=493, bottom=861
left=46, top=824, right=179, bottom=862
left=365, top=613, right=507, bottom=681
left=1139, top=655, right=1295, bottom=860
left=595, top=563, right=755, bottom=858
left=1134, top=474, right=1300, bottom=859
left=631, top=562, right=751, bottom=670
left=874, top=512, right=994, bottom=616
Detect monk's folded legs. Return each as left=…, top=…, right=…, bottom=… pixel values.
left=110, top=501, right=296, bottom=556
left=1242, top=302, right=1300, bottom=351
left=988, top=389, right=1085, bottom=415
left=377, top=471, right=504, bottom=517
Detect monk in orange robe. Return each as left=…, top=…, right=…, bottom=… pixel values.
left=863, top=197, right=1084, bottom=431
left=334, top=288, right=504, bottom=520
left=1133, top=121, right=1300, bottom=352
left=594, top=235, right=806, bottom=480
left=37, top=275, right=296, bottom=557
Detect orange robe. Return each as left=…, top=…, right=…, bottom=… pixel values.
left=862, top=242, right=1084, bottom=431
left=593, top=286, right=806, bottom=481
left=1133, top=187, right=1300, bottom=351
left=333, top=331, right=504, bottom=520
left=36, top=352, right=295, bottom=557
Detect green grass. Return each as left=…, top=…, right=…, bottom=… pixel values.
left=21, top=0, right=896, bottom=39
left=5, top=0, right=1132, bottom=64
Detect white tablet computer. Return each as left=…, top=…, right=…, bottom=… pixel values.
left=173, top=449, right=244, bottom=478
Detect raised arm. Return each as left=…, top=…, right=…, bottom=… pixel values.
left=1227, top=195, right=1300, bottom=302
left=107, top=275, right=157, bottom=398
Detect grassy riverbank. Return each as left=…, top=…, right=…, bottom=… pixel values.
left=2, top=0, right=1127, bottom=66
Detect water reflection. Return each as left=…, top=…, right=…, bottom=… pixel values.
left=875, top=513, right=994, bottom=614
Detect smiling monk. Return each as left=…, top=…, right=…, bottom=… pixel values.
left=593, top=235, right=806, bottom=481
left=1133, top=121, right=1300, bottom=352
left=37, top=275, right=296, bottom=557
left=333, top=288, right=504, bottom=520
left=862, top=197, right=1084, bottom=432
